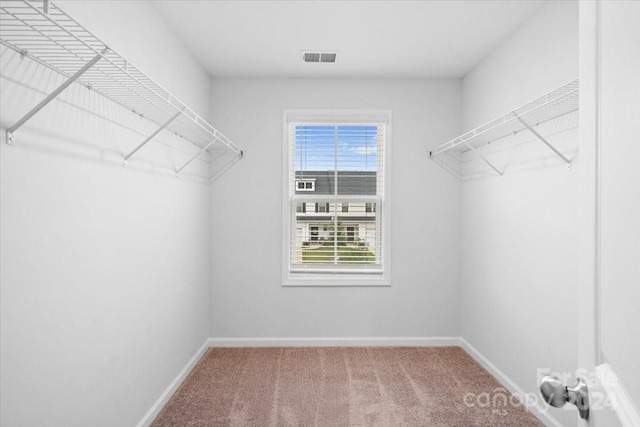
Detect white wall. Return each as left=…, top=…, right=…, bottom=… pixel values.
left=460, top=1, right=579, bottom=425
left=0, top=2, right=212, bottom=426
left=597, top=0, right=640, bottom=413
left=208, top=78, right=461, bottom=339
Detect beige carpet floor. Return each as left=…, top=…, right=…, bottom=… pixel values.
left=151, top=346, right=543, bottom=426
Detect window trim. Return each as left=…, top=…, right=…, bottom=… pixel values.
left=281, top=109, right=392, bottom=287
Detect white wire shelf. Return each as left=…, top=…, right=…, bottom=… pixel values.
left=0, top=0, right=243, bottom=175
left=429, top=79, right=579, bottom=178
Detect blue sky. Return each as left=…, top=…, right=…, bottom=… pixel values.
left=295, top=125, right=378, bottom=171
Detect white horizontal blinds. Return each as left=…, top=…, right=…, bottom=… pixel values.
left=289, top=123, right=385, bottom=272
left=290, top=200, right=383, bottom=270
left=292, top=125, right=383, bottom=196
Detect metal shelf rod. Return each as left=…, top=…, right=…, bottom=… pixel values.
left=6, top=47, right=107, bottom=144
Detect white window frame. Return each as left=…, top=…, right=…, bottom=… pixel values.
left=282, top=109, right=392, bottom=287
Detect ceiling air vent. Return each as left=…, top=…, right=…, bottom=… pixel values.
left=320, top=53, right=336, bottom=63
left=302, top=51, right=337, bottom=63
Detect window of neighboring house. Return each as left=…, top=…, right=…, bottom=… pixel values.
left=310, top=226, right=319, bottom=242
left=283, top=110, right=391, bottom=286
left=315, top=202, right=330, bottom=213
left=296, top=180, right=315, bottom=192
left=346, top=226, right=356, bottom=242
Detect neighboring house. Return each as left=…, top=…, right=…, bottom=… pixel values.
left=294, top=171, right=378, bottom=252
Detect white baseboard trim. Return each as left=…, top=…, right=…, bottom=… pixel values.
left=208, top=336, right=461, bottom=347
left=460, top=338, right=563, bottom=427
left=596, top=363, right=640, bottom=427
left=136, top=338, right=211, bottom=427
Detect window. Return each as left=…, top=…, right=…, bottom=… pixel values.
left=315, top=202, right=330, bottom=213
left=296, top=179, right=315, bottom=192
left=310, top=226, right=319, bottom=242
left=283, top=110, right=391, bottom=286
left=346, top=226, right=357, bottom=242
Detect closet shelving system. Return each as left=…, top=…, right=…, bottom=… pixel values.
left=430, top=80, right=579, bottom=179
left=0, top=0, right=243, bottom=178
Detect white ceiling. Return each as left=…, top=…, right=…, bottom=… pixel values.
left=151, top=0, right=545, bottom=79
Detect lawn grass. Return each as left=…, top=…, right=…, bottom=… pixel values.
left=302, top=245, right=375, bottom=263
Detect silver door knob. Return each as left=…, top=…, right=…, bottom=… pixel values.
left=539, top=375, right=589, bottom=420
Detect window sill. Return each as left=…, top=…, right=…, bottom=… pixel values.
left=282, top=273, right=390, bottom=287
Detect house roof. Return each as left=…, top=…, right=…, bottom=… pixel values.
left=295, top=171, right=376, bottom=196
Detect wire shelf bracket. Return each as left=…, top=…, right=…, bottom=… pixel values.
left=123, top=108, right=184, bottom=167
left=1, top=0, right=243, bottom=176
left=429, top=79, right=579, bottom=178
left=512, top=111, right=572, bottom=170
left=6, top=47, right=108, bottom=145
left=176, top=140, right=216, bottom=177
left=464, top=142, right=503, bottom=176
